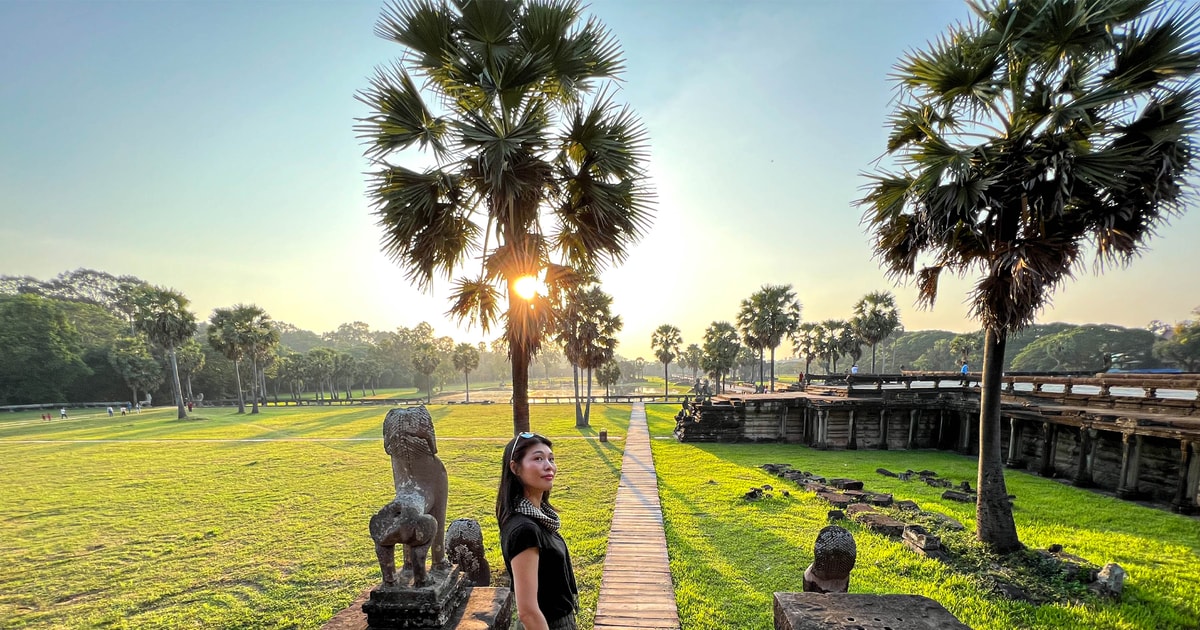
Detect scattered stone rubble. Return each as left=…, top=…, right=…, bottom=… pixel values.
left=757, top=462, right=1125, bottom=602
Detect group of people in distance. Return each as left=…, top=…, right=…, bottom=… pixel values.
left=41, top=404, right=142, bottom=422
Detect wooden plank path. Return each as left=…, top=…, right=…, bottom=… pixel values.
left=593, top=403, right=680, bottom=630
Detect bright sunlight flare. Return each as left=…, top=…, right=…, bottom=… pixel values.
left=513, top=275, right=545, bottom=301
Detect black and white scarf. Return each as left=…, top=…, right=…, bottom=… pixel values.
left=516, top=497, right=561, bottom=533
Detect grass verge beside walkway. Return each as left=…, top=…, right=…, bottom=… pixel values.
left=0, top=404, right=630, bottom=629
left=645, top=405, right=1200, bottom=630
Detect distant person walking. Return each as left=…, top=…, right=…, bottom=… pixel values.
left=135, top=403, right=141, bottom=414
left=107, top=406, right=114, bottom=417
left=120, top=406, right=127, bottom=416
left=59, top=408, right=67, bottom=419
left=850, top=365, right=859, bottom=375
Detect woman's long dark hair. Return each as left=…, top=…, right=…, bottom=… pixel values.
left=495, top=433, right=555, bottom=527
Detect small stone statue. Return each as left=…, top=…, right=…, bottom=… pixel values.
left=371, top=406, right=450, bottom=588
left=803, top=525, right=857, bottom=593
left=446, top=518, right=490, bottom=586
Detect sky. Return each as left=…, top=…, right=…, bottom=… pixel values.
left=2, top=0, right=1198, bottom=361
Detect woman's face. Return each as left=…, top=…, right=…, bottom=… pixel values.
left=512, top=441, right=556, bottom=498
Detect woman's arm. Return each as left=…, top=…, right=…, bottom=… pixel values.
left=510, top=547, right=549, bottom=630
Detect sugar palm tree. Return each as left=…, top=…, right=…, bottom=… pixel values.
left=739, top=285, right=802, bottom=392
left=860, top=0, right=1200, bottom=552
left=452, top=342, right=481, bottom=403
left=851, top=291, right=901, bottom=373
left=358, top=0, right=653, bottom=436
left=791, top=322, right=820, bottom=384
left=555, top=284, right=621, bottom=427
left=682, top=343, right=703, bottom=380
left=132, top=286, right=196, bottom=419
left=207, top=309, right=247, bottom=413
left=651, top=324, right=682, bottom=398
left=702, top=321, right=740, bottom=393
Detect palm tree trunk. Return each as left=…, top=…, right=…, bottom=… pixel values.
left=234, top=360, right=245, bottom=414
left=169, top=348, right=186, bottom=419
left=977, top=327, right=1022, bottom=553
left=769, top=346, right=777, bottom=393
left=465, top=371, right=471, bottom=403
left=663, top=362, right=670, bottom=399
left=130, top=385, right=138, bottom=409
left=186, top=373, right=194, bottom=402
left=582, top=367, right=593, bottom=428
left=250, top=357, right=260, bottom=414
left=572, top=365, right=583, bottom=425
left=758, top=347, right=764, bottom=390
left=871, top=343, right=878, bottom=373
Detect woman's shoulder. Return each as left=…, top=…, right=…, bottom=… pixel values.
left=501, top=513, right=540, bottom=536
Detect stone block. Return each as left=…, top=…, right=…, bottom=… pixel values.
left=941, top=490, right=973, bottom=503
left=324, top=586, right=512, bottom=630
left=830, top=478, right=864, bottom=490
left=868, top=493, right=894, bottom=507
left=1090, top=563, right=1126, bottom=599
left=877, top=468, right=898, bottom=477
left=845, top=503, right=876, bottom=517
left=842, top=490, right=867, bottom=502
left=856, top=513, right=906, bottom=538
left=817, top=492, right=851, bottom=508
left=896, top=500, right=920, bottom=512
left=922, top=511, right=965, bottom=531
left=827, top=509, right=845, bottom=522
left=773, top=593, right=971, bottom=630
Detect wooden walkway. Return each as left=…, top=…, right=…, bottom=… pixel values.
left=594, top=403, right=681, bottom=630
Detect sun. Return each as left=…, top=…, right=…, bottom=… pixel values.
left=513, top=275, right=544, bottom=300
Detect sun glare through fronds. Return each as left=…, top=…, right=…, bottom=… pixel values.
left=513, top=275, right=544, bottom=301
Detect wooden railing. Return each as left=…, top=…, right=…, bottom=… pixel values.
left=787, top=372, right=1199, bottom=401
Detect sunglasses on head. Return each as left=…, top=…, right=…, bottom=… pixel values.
left=510, top=431, right=544, bottom=463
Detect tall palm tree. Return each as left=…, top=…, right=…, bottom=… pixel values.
left=701, top=321, right=740, bottom=393
left=452, top=342, right=481, bottom=403
left=682, top=343, right=703, bottom=380
left=359, top=0, right=653, bottom=436
left=132, top=286, right=196, bottom=420
left=860, top=0, right=1200, bottom=552
left=739, top=285, right=802, bottom=392
left=207, top=309, right=247, bottom=413
left=851, top=291, right=901, bottom=373
left=412, top=343, right=440, bottom=403
left=791, top=322, right=820, bottom=384
left=242, top=306, right=279, bottom=414
left=651, top=324, right=682, bottom=398
left=555, top=285, right=621, bottom=427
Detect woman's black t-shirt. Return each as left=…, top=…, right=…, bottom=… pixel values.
left=499, top=513, right=579, bottom=622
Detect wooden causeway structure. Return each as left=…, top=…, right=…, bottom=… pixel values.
left=594, top=403, right=680, bottom=630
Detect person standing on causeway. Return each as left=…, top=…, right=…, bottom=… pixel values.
left=496, top=432, right=578, bottom=630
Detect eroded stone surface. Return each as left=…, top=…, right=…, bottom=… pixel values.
left=447, top=519, right=490, bottom=587
left=774, top=593, right=972, bottom=630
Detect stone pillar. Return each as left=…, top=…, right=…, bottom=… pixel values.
left=1117, top=433, right=1142, bottom=499
left=1172, top=440, right=1195, bottom=515
left=879, top=409, right=889, bottom=450
left=906, top=409, right=918, bottom=450
left=959, top=412, right=971, bottom=453
left=1039, top=422, right=1058, bottom=478
left=847, top=410, right=857, bottom=450
left=1072, top=428, right=1094, bottom=487
left=818, top=409, right=829, bottom=448
left=936, top=410, right=945, bottom=450
left=1006, top=418, right=1023, bottom=468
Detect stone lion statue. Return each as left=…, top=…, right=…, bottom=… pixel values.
left=446, top=518, right=490, bottom=587
left=370, top=406, right=449, bottom=587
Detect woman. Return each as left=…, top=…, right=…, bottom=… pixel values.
left=496, top=432, right=578, bottom=630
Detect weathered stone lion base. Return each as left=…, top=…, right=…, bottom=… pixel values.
left=362, top=565, right=469, bottom=629
left=324, top=584, right=511, bottom=630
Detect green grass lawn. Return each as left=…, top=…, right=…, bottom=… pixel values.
left=644, top=405, right=1200, bottom=630
left=0, top=404, right=631, bottom=629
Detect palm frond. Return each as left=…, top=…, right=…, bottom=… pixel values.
left=446, top=277, right=501, bottom=333
left=356, top=63, right=449, bottom=160
left=371, top=166, right=477, bottom=290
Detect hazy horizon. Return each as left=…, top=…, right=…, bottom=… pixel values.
left=4, top=0, right=1198, bottom=360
